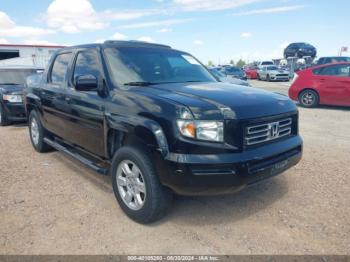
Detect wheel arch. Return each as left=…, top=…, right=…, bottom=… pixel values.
left=106, top=115, right=169, bottom=159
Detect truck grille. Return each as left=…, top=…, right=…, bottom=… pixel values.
left=245, top=118, right=292, bottom=146
left=276, top=74, right=289, bottom=77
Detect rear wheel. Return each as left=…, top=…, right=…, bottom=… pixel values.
left=0, top=104, right=9, bottom=126
left=299, top=89, right=319, bottom=108
left=111, top=146, right=172, bottom=224
left=28, top=110, right=52, bottom=152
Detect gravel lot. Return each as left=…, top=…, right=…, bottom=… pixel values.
left=1, top=80, right=349, bottom=255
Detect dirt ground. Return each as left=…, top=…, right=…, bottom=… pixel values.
left=0, top=80, right=349, bottom=255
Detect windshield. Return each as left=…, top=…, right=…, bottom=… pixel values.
left=0, top=69, right=42, bottom=85
left=209, top=68, right=226, bottom=78
left=103, top=47, right=216, bottom=86
left=267, top=66, right=278, bottom=70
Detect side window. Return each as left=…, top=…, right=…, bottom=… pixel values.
left=73, top=50, right=100, bottom=81
left=50, top=53, right=72, bottom=85
left=320, top=65, right=350, bottom=77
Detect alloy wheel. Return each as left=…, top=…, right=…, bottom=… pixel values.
left=301, top=91, right=315, bottom=106
left=116, top=160, right=146, bottom=211
left=30, top=117, right=40, bottom=145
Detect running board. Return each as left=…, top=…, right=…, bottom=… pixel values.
left=43, top=138, right=109, bottom=175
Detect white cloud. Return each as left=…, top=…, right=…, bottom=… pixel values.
left=137, top=36, right=155, bottom=43
left=120, top=18, right=193, bottom=29
left=0, top=38, right=10, bottom=44
left=173, top=0, right=259, bottom=11
left=45, top=0, right=106, bottom=33
left=193, top=39, right=203, bottom=45
left=22, top=39, right=60, bottom=46
left=0, top=11, right=54, bottom=38
left=112, top=32, right=128, bottom=40
left=240, top=32, right=252, bottom=38
left=157, top=28, right=172, bottom=33
left=232, top=5, right=304, bottom=16
left=103, top=9, right=162, bottom=21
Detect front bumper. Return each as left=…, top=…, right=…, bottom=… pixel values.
left=2, top=101, right=26, bottom=121
left=270, top=75, right=290, bottom=81
left=157, top=136, right=302, bottom=195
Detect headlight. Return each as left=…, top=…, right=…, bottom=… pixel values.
left=3, top=94, right=22, bottom=103
left=177, top=120, right=224, bottom=142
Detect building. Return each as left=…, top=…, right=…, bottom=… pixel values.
left=0, top=44, right=64, bottom=67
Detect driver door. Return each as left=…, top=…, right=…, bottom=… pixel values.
left=64, top=49, right=107, bottom=157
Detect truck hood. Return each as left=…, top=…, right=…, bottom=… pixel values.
left=147, top=82, right=296, bottom=120
left=0, top=84, right=25, bottom=94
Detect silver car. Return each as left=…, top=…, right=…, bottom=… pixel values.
left=257, top=65, right=290, bottom=82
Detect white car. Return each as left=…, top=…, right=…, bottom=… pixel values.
left=257, top=65, right=290, bottom=82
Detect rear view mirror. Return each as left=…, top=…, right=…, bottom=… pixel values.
left=75, top=75, right=98, bottom=91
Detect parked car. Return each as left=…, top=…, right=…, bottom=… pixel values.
left=25, top=41, right=302, bottom=223
left=244, top=66, right=258, bottom=79
left=209, top=67, right=250, bottom=86
left=289, top=62, right=350, bottom=107
left=258, top=61, right=274, bottom=68
left=222, top=66, right=247, bottom=80
left=284, top=43, right=317, bottom=59
left=257, top=65, right=290, bottom=81
left=0, top=66, right=43, bottom=126
left=316, top=56, right=350, bottom=65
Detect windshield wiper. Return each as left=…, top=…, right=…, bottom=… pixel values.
left=123, top=81, right=157, bottom=86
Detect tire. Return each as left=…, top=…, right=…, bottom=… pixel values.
left=28, top=110, right=52, bottom=152
left=266, top=74, right=270, bottom=82
left=257, top=74, right=261, bottom=80
left=298, top=89, right=319, bottom=108
left=111, top=146, right=172, bottom=224
left=0, top=103, right=9, bottom=126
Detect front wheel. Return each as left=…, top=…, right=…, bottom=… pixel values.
left=0, top=104, right=9, bottom=126
left=111, top=146, right=172, bottom=224
left=28, top=110, right=52, bottom=152
left=298, top=89, right=319, bottom=108
left=266, top=74, right=270, bottom=82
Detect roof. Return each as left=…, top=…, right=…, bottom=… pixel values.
left=61, top=40, right=172, bottom=51
left=0, top=44, right=65, bottom=49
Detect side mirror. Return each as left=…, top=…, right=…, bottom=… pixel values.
left=75, top=75, right=98, bottom=91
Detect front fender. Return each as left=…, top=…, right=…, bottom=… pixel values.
left=106, top=113, right=169, bottom=157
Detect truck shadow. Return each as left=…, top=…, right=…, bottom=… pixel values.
left=164, top=176, right=288, bottom=226
left=52, top=152, right=288, bottom=226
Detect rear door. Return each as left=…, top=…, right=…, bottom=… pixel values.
left=64, top=49, right=106, bottom=157
left=314, top=64, right=350, bottom=106
left=40, top=52, right=73, bottom=137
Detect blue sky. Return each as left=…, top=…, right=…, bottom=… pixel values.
left=0, top=0, right=349, bottom=64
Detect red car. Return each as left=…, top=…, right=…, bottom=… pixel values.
left=244, top=66, right=258, bottom=79
left=289, top=62, right=350, bottom=107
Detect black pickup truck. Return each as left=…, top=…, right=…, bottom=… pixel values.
left=25, top=41, right=302, bottom=223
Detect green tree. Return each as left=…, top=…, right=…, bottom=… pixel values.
left=236, top=59, right=246, bottom=68
left=229, top=59, right=235, bottom=65
left=207, top=60, right=214, bottom=66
